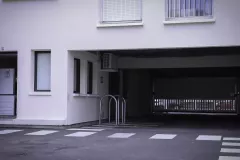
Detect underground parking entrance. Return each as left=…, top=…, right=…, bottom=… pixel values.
left=99, top=46, right=240, bottom=127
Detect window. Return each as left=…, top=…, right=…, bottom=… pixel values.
left=101, top=0, right=142, bottom=23
left=87, top=61, right=93, bottom=94
left=73, top=59, right=80, bottom=93
left=166, top=0, right=213, bottom=20
left=34, top=51, right=51, bottom=91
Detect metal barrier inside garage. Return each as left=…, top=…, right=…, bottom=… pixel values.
left=152, top=77, right=240, bottom=114
left=153, top=98, right=236, bottom=113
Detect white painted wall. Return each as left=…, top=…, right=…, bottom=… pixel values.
left=0, top=0, right=239, bottom=125
left=67, top=51, right=109, bottom=125
left=0, top=0, right=240, bottom=51
left=0, top=48, right=68, bottom=126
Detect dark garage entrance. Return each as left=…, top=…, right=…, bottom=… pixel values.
left=106, top=47, right=240, bottom=122
left=152, top=68, right=240, bottom=114
left=109, top=67, right=240, bottom=120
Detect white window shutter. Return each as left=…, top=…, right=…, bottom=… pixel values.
left=102, top=0, right=142, bottom=23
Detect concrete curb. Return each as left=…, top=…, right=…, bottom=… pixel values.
left=0, top=119, right=108, bottom=130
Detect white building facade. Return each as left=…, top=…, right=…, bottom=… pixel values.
left=0, top=0, right=240, bottom=126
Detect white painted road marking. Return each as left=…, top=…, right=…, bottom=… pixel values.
left=222, top=142, right=240, bottom=147
left=219, top=156, right=240, bottom=160
left=0, top=129, right=22, bottom=135
left=25, top=130, right=58, bottom=136
left=221, top=148, right=240, bottom=154
left=196, top=135, right=222, bottom=141
left=150, top=134, right=177, bottom=140
left=223, top=137, right=240, bottom=141
left=83, top=127, right=108, bottom=130
left=65, top=132, right=96, bottom=137
left=67, top=128, right=105, bottom=132
left=108, top=133, right=136, bottom=138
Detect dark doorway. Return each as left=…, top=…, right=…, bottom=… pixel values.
left=0, top=52, right=17, bottom=117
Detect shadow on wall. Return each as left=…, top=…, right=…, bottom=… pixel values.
left=126, top=70, right=152, bottom=118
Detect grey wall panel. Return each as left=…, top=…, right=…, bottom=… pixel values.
left=0, top=96, right=15, bottom=116
left=0, top=69, right=14, bottom=95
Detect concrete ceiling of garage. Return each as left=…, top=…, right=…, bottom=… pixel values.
left=97, top=46, right=240, bottom=58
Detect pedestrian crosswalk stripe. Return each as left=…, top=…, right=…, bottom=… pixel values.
left=25, top=130, right=58, bottom=136
left=67, top=128, right=105, bottom=132
left=219, top=156, right=240, bottom=160
left=65, top=131, right=96, bottom=137
left=83, top=127, right=108, bottom=129
left=108, top=133, right=135, bottom=138
left=150, top=134, right=177, bottom=140
left=223, top=137, right=240, bottom=141
left=221, top=148, right=240, bottom=154
left=196, top=135, right=222, bottom=141
left=222, top=142, right=240, bottom=147
left=0, top=129, right=22, bottom=135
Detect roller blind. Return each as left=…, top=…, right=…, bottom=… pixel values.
left=101, top=0, right=142, bottom=23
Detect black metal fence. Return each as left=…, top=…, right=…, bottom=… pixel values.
left=153, top=98, right=236, bottom=113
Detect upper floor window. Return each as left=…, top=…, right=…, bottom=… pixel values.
left=166, top=0, right=213, bottom=20
left=100, top=0, right=142, bottom=23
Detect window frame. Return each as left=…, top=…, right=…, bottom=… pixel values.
left=87, top=61, right=93, bottom=94
left=100, top=0, right=143, bottom=24
left=165, top=0, right=214, bottom=21
left=73, top=58, right=81, bottom=94
left=34, top=51, right=51, bottom=92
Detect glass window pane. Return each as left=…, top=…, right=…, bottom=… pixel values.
left=87, top=62, right=93, bottom=94
left=195, top=0, right=201, bottom=16
left=167, top=0, right=170, bottom=18
left=167, top=0, right=212, bottom=19
left=169, top=0, right=174, bottom=17
left=74, top=60, right=77, bottom=91
left=190, top=0, right=195, bottom=16
left=180, top=0, right=185, bottom=17
left=200, top=0, right=205, bottom=16
left=74, top=59, right=80, bottom=93
left=185, top=0, right=190, bottom=17
left=35, top=52, right=51, bottom=91
left=205, top=0, right=212, bottom=16
left=175, top=0, right=180, bottom=17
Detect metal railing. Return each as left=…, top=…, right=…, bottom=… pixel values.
left=99, top=95, right=127, bottom=125
left=109, top=95, right=126, bottom=124
left=153, top=98, right=236, bottom=113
